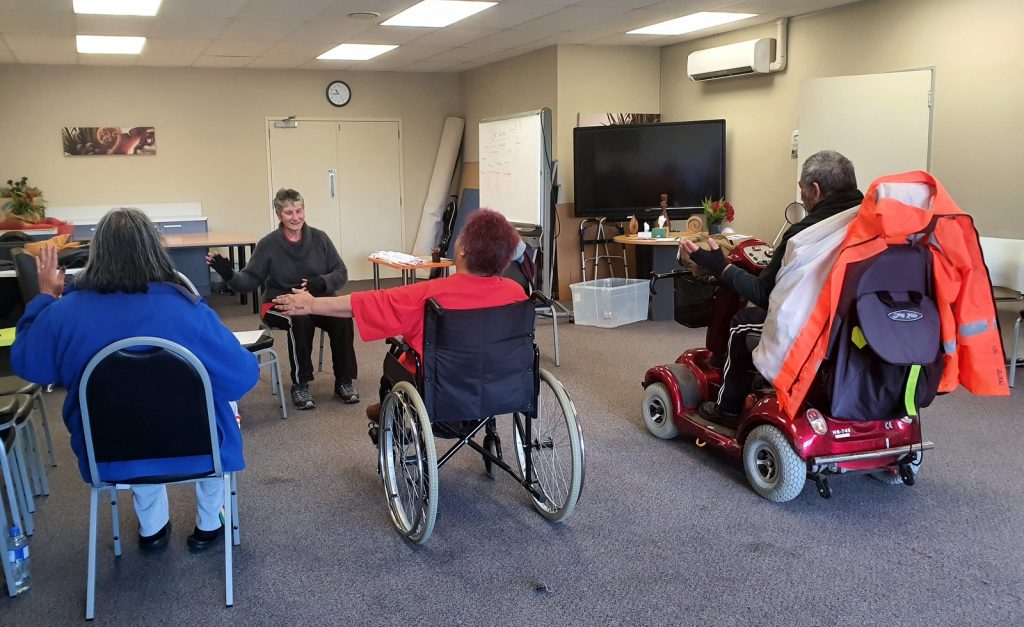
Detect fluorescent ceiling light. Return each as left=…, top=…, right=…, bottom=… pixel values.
left=628, top=12, right=757, bottom=36
left=317, top=44, right=398, bottom=61
left=382, top=0, right=496, bottom=28
left=73, top=0, right=162, bottom=16
left=76, top=35, right=146, bottom=54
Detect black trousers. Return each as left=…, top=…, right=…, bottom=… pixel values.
left=263, top=310, right=357, bottom=385
left=717, top=307, right=767, bottom=414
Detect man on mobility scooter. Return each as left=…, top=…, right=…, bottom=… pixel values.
left=643, top=158, right=1008, bottom=502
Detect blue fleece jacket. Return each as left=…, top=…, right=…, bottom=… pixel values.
left=11, top=282, right=258, bottom=483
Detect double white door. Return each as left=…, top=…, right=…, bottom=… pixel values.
left=268, top=120, right=403, bottom=281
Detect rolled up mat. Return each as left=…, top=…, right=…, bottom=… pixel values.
left=412, top=116, right=465, bottom=255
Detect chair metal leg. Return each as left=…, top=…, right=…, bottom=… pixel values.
left=230, top=472, right=240, bottom=546
left=273, top=357, right=287, bottom=420
left=24, top=421, right=49, bottom=496
left=223, top=473, right=234, bottom=607
left=11, top=436, right=36, bottom=526
left=0, top=492, right=15, bottom=596
left=33, top=389, right=57, bottom=467
left=110, top=488, right=122, bottom=557
left=1010, top=313, right=1021, bottom=388
left=86, top=488, right=99, bottom=620
left=0, top=447, right=24, bottom=537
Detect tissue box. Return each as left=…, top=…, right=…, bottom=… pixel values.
left=570, top=278, right=649, bottom=328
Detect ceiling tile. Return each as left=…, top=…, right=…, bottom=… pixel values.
left=287, top=19, right=378, bottom=45
left=236, top=0, right=336, bottom=21
left=218, top=19, right=303, bottom=40
left=403, top=27, right=500, bottom=48
left=2, top=33, right=76, bottom=52
left=260, top=41, right=329, bottom=60
left=136, top=39, right=209, bottom=66
left=367, top=45, right=447, bottom=62
left=204, top=40, right=276, bottom=56
left=351, top=26, right=436, bottom=45
left=147, top=17, right=229, bottom=40
left=246, top=56, right=305, bottom=69
left=78, top=53, right=137, bottom=66
left=0, top=9, right=75, bottom=36
left=192, top=55, right=256, bottom=68
left=397, top=59, right=464, bottom=73
left=158, top=0, right=251, bottom=19
left=420, top=46, right=495, bottom=64
left=73, top=15, right=154, bottom=37
left=463, top=27, right=549, bottom=50
left=10, top=49, right=78, bottom=64
left=457, top=2, right=566, bottom=29
left=314, top=1, right=414, bottom=21
left=299, top=58, right=358, bottom=71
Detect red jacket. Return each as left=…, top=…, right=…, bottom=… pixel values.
left=773, top=171, right=1008, bottom=417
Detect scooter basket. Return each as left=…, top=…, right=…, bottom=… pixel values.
left=673, top=272, right=715, bottom=328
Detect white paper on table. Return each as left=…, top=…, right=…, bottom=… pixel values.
left=233, top=331, right=265, bottom=345
left=724, top=233, right=751, bottom=242
left=655, top=237, right=680, bottom=242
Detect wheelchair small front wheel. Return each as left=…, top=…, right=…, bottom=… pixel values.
left=378, top=381, right=438, bottom=544
left=513, top=368, right=584, bottom=522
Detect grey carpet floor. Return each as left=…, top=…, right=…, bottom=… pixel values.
left=2, top=290, right=1023, bottom=625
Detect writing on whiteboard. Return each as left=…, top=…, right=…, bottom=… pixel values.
left=479, top=114, right=544, bottom=225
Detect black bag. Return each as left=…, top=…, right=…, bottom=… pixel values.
left=824, top=244, right=943, bottom=421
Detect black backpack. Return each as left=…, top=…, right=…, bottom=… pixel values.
left=822, top=241, right=944, bottom=421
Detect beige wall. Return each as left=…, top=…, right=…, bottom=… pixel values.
left=556, top=45, right=661, bottom=204
left=459, top=45, right=660, bottom=292
left=661, top=0, right=1024, bottom=242
left=459, top=46, right=558, bottom=164
left=0, top=64, right=460, bottom=242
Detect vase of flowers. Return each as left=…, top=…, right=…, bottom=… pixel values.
left=702, top=196, right=734, bottom=234
left=0, top=176, right=46, bottom=224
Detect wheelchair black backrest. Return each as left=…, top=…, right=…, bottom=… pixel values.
left=421, top=298, right=539, bottom=422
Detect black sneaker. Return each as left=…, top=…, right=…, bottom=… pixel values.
left=139, top=520, right=171, bottom=552
left=187, top=525, right=224, bottom=553
left=698, top=401, right=740, bottom=428
left=334, top=379, right=360, bottom=404
left=291, top=383, right=316, bottom=410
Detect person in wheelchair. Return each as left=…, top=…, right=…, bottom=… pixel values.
left=679, top=150, right=863, bottom=426
left=12, top=208, right=259, bottom=552
left=272, top=209, right=528, bottom=423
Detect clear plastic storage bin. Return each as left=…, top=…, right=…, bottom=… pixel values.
left=570, top=278, right=649, bottom=328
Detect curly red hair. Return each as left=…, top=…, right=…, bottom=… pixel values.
left=457, top=209, right=520, bottom=276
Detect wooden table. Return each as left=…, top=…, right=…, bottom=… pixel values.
left=368, top=256, right=454, bottom=290
left=165, top=232, right=258, bottom=312
left=614, top=233, right=686, bottom=321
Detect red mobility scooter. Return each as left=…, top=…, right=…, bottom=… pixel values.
left=641, top=237, right=933, bottom=502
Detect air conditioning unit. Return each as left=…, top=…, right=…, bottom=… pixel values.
left=687, top=38, right=776, bottom=81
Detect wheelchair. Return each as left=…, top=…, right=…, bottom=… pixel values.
left=370, top=296, right=584, bottom=543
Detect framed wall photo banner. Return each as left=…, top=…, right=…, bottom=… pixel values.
left=62, top=126, right=156, bottom=156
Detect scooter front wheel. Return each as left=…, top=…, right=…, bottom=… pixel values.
left=742, top=424, right=805, bottom=502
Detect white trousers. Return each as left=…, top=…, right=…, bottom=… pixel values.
left=132, top=478, right=224, bottom=536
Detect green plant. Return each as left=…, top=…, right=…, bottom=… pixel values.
left=0, top=176, right=46, bottom=222
left=702, top=196, right=735, bottom=224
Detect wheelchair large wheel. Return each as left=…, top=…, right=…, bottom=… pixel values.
left=513, top=368, right=584, bottom=522
left=378, top=381, right=438, bottom=544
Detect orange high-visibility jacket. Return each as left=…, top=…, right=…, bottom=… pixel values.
left=773, top=171, right=1009, bottom=417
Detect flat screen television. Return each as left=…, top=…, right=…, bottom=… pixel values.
left=572, top=120, right=726, bottom=221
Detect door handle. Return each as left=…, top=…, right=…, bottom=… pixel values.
left=328, top=169, right=337, bottom=199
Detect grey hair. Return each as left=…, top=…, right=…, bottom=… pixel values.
left=272, top=188, right=304, bottom=214
left=799, top=150, right=858, bottom=198
left=74, top=208, right=184, bottom=294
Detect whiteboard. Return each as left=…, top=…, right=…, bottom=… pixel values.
left=479, top=110, right=550, bottom=227
left=798, top=69, right=932, bottom=192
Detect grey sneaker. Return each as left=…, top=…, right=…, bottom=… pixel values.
left=335, top=379, right=359, bottom=404
left=291, top=384, right=316, bottom=410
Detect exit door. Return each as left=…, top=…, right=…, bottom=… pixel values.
left=268, top=120, right=404, bottom=281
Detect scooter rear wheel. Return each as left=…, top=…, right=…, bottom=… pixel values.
left=642, top=383, right=679, bottom=440
left=742, top=424, right=805, bottom=502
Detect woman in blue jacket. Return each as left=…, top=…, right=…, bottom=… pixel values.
left=12, top=208, right=259, bottom=552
